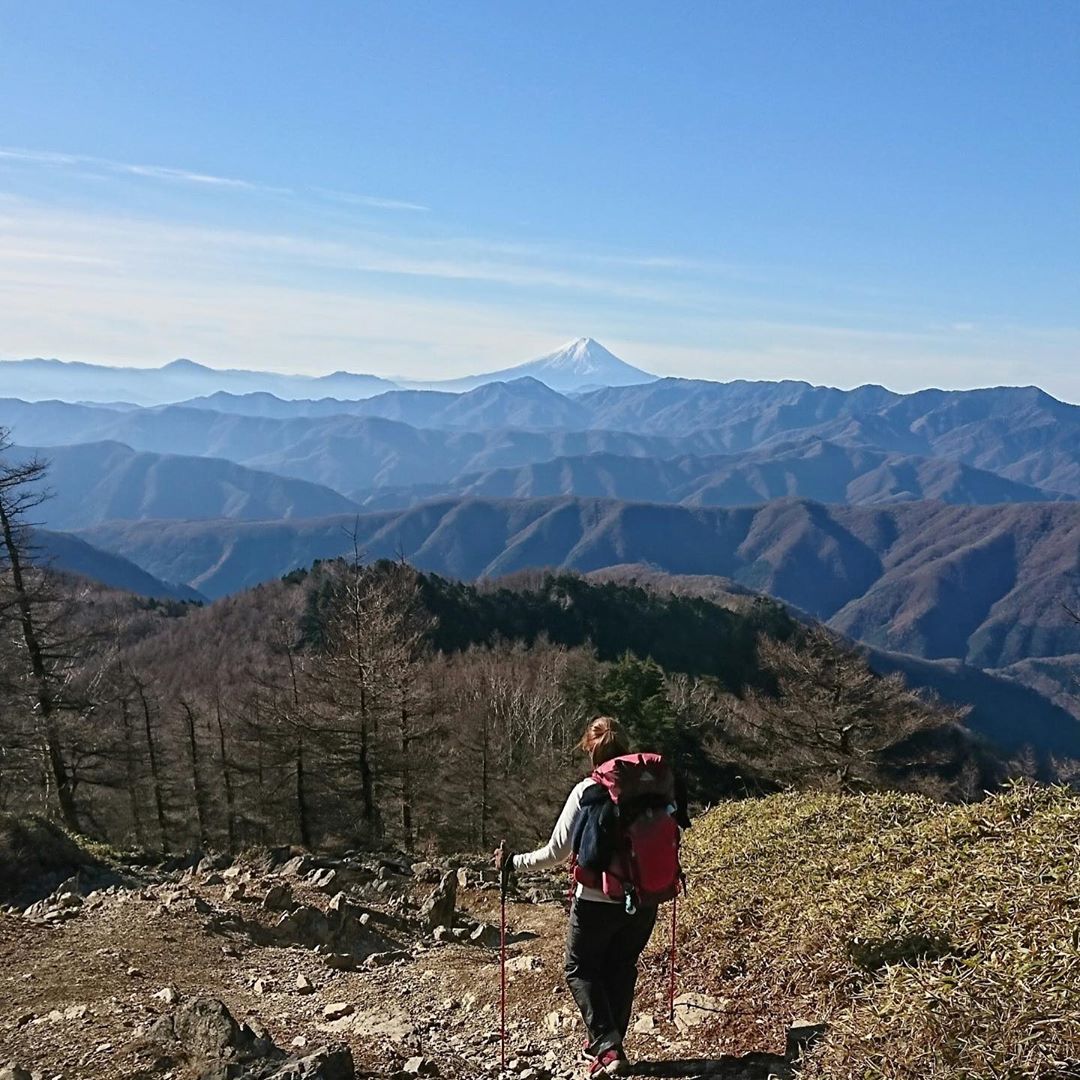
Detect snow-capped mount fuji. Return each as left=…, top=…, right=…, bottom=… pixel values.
left=420, top=337, right=658, bottom=393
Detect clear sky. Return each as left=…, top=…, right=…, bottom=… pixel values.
left=1, top=2, right=1078, bottom=397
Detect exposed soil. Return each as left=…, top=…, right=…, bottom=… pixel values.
left=0, top=855, right=788, bottom=1079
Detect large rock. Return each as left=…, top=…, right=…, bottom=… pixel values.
left=672, top=991, right=728, bottom=1032
left=419, top=871, right=457, bottom=932
left=148, top=996, right=267, bottom=1060
left=410, top=861, right=442, bottom=885
left=253, top=1047, right=355, bottom=1079
left=262, top=883, right=294, bottom=911
left=468, top=923, right=501, bottom=948
left=145, top=996, right=354, bottom=1080
left=279, top=855, right=317, bottom=878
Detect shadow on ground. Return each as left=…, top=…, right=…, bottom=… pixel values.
left=627, top=1052, right=789, bottom=1078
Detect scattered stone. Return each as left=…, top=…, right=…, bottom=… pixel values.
left=468, top=923, right=501, bottom=948
left=364, top=949, right=411, bottom=969
left=402, top=1056, right=438, bottom=1076
left=506, top=954, right=542, bottom=972
left=263, top=883, right=294, bottom=911
left=279, top=855, right=316, bottom=878
left=196, top=854, right=232, bottom=874
left=260, top=1046, right=355, bottom=1079
left=346, top=1010, right=416, bottom=1044
left=202, top=872, right=225, bottom=886
left=126, top=966, right=143, bottom=978
left=308, top=868, right=338, bottom=892
left=419, top=871, right=457, bottom=932
left=322, top=1002, right=354, bottom=1022
left=145, top=995, right=352, bottom=1079
left=254, top=978, right=271, bottom=995
left=786, top=1019, right=828, bottom=1062
left=544, top=1009, right=577, bottom=1034
left=672, top=991, right=726, bottom=1032
left=379, top=856, right=413, bottom=876
left=322, top=952, right=357, bottom=971
left=410, top=861, right=441, bottom=884
left=632, top=1012, right=656, bottom=1034
left=295, top=974, right=315, bottom=994
left=0, top=1066, right=32, bottom=1080
left=154, top=987, right=179, bottom=1005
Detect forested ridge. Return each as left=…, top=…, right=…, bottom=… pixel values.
left=0, top=550, right=1010, bottom=858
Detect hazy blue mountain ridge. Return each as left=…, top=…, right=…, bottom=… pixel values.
left=74, top=496, right=1080, bottom=672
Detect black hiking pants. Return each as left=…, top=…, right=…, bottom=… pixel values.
left=564, top=897, right=658, bottom=1056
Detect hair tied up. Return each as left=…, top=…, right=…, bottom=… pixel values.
left=579, top=715, right=629, bottom=769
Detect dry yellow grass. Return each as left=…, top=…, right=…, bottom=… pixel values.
left=679, top=782, right=1080, bottom=1079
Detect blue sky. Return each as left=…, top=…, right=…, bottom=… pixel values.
left=1, top=2, right=1078, bottom=396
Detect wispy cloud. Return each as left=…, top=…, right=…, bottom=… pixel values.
left=2, top=195, right=1078, bottom=400
left=0, top=145, right=429, bottom=210
left=0, top=199, right=724, bottom=309
left=313, top=187, right=430, bottom=213
left=0, top=146, right=269, bottom=190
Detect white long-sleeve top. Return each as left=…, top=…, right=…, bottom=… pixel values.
left=511, top=777, right=616, bottom=903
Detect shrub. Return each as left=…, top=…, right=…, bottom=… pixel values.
left=676, top=782, right=1080, bottom=1079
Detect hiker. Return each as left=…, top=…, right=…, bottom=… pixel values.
left=495, top=716, right=687, bottom=1078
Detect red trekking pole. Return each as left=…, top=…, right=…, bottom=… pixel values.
left=497, top=840, right=509, bottom=1076
left=669, top=893, right=678, bottom=1023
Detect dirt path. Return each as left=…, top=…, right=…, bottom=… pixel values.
left=0, top=857, right=789, bottom=1079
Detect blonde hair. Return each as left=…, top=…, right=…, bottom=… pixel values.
left=579, top=716, right=630, bottom=769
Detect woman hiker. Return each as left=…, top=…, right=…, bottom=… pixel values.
left=495, top=716, right=680, bottom=1078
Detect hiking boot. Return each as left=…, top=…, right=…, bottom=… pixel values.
left=587, top=1047, right=628, bottom=1077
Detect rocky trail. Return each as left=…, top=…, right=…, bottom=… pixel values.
left=0, top=848, right=801, bottom=1080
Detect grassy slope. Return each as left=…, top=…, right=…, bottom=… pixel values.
left=679, top=783, right=1080, bottom=1079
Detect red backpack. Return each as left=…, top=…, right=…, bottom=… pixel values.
left=573, top=752, right=684, bottom=912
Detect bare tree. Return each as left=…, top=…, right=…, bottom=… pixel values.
left=0, top=430, right=81, bottom=829
left=732, top=628, right=964, bottom=791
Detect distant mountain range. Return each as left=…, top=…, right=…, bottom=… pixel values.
left=0, top=337, right=658, bottom=405
left=3, top=375, right=1077, bottom=504
left=0, top=399, right=716, bottom=496
left=36, top=530, right=202, bottom=602
left=8, top=442, right=358, bottom=529
left=5, top=348, right=1079, bottom=738
left=356, top=439, right=1064, bottom=510
left=73, top=496, right=1080, bottom=672
left=0, top=356, right=398, bottom=406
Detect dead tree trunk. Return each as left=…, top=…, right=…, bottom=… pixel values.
left=215, top=698, right=237, bottom=851
left=119, top=695, right=144, bottom=848
left=0, top=486, right=78, bottom=831
left=132, top=675, right=168, bottom=852
left=399, top=686, right=413, bottom=848
left=180, top=700, right=210, bottom=848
